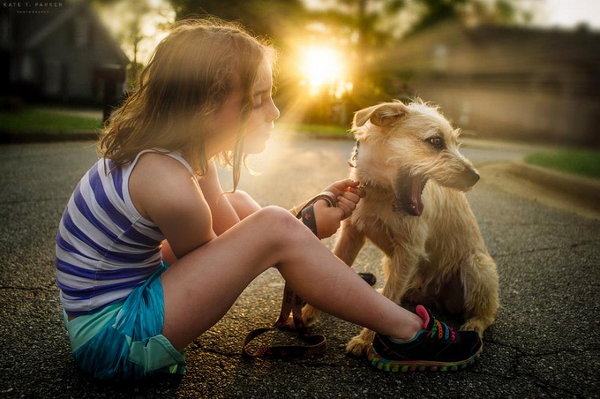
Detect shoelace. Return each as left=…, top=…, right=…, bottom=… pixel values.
left=428, top=317, right=457, bottom=342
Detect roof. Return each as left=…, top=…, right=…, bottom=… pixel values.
left=4, top=1, right=129, bottom=65
left=382, top=20, right=600, bottom=74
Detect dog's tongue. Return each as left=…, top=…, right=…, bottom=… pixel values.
left=408, top=176, right=425, bottom=216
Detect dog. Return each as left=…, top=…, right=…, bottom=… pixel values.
left=302, top=99, right=499, bottom=357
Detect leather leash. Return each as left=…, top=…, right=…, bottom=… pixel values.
left=242, top=281, right=327, bottom=358
left=241, top=192, right=337, bottom=359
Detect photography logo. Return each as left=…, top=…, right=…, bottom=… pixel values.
left=2, top=2, right=64, bottom=15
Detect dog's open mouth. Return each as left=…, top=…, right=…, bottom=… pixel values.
left=393, top=173, right=428, bottom=216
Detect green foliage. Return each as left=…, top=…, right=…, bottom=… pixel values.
left=0, top=110, right=102, bottom=133
left=410, top=0, right=465, bottom=33
left=403, top=0, right=524, bottom=36
left=307, top=0, right=407, bottom=50
left=525, top=149, right=600, bottom=179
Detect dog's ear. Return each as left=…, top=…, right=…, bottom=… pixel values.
left=353, top=105, right=379, bottom=128
left=353, top=103, right=407, bottom=129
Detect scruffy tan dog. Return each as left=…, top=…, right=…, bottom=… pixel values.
left=302, top=99, right=499, bottom=357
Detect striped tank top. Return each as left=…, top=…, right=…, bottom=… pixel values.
left=54, top=148, right=195, bottom=316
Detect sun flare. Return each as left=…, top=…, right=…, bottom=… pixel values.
left=299, top=45, right=351, bottom=96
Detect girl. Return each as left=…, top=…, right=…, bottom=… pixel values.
left=54, top=18, right=482, bottom=381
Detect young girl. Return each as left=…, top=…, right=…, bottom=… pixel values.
left=55, top=18, right=482, bottom=381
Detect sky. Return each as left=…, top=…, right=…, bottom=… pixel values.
left=537, top=0, right=600, bottom=28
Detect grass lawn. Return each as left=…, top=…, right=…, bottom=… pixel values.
left=0, top=111, right=350, bottom=139
left=276, top=122, right=351, bottom=138
left=0, top=109, right=102, bottom=133
left=525, top=148, right=600, bottom=179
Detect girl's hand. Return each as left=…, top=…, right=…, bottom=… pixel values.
left=314, top=179, right=366, bottom=239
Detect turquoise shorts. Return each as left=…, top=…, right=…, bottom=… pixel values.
left=62, top=261, right=186, bottom=381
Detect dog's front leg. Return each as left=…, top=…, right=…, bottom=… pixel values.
left=301, top=219, right=366, bottom=327
left=346, top=249, right=423, bottom=357
left=460, top=252, right=500, bottom=336
left=333, top=219, right=367, bottom=266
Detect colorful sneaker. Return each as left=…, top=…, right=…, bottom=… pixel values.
left=367, top=305, right=482, bottom=372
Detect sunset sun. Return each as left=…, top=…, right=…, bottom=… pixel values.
left=299, top=45, right=350, bottom=96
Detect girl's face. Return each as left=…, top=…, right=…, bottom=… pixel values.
left=243, top=60, right=280, bottom=153
left=210, top=59, right=280, bottom=155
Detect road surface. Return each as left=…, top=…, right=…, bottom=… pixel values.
left=0, top=137, right=598, bottom=398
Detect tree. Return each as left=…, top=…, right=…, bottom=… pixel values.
left=169, top=0, right=307, bottom=44
left=93, top=0, right=175, bottom=89
left=411, top=0, right=532, bottom=33
left=304, top=0, right=406, bottom=53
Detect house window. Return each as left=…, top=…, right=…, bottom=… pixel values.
left=73, top=18, right=89, bottom=47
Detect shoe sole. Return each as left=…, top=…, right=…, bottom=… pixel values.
left=366, top=343, right=483, bottom=372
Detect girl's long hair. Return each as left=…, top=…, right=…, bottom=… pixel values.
left=98, top=17, right=275, bottom=191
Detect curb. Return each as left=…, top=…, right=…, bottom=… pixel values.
left=0, top=130, right=101, bottom=144
left=507, top=161, right=600, bottom=208
left=481, top=160, right=600, bottom=219
left=460, top=137, right=551, bottom=152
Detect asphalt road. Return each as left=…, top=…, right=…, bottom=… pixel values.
left=0, top=136, right=598, bottom=398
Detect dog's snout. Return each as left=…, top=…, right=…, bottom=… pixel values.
left=464, top=168, right=480, bottom=186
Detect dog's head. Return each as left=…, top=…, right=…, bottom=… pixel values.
left=351, top=99, right=479, bottom=216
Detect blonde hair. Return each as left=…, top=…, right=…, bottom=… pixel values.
left=98, top=17, right=275, bottom=191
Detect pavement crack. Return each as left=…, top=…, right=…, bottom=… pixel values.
left=486, top=338, right=599, bottom=357
left=197, top=347, right=363, bottom=369
left=0, top=282, right=55, bottom=292
left=296, top=360, right=363, bottom=369
left=0, top=197, right=69, bottom=205
left=198, top=347, right=242, bottom=359
left=486, top=338, right=591, bottom=398
left=492, top=239, right=599, bottom=258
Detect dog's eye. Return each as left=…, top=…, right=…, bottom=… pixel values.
left=426, top=136, right=444, bottom=149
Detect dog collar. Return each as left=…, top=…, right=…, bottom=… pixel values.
left=347, top=140, right=372, bottom=189
left=347, top=140, right=360, bottom=168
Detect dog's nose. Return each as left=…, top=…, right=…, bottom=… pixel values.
left=463, top=168, right=480, bottom=187
left=468, top=168, right=480, bottom=185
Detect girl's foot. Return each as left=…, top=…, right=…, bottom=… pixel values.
left=367, top=305, right=482, bottom=372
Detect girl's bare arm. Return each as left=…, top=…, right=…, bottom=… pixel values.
left=196, top=160, right=242, bottom=235
left=129, top=153, right=217, bottom=259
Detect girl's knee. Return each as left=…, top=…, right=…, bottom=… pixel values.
left=226, top=190, right=261, bottom=218
left=225, top=189, right=247, bottom=204
left=255, top=205, right=297, bottom=228
left=253, top=206, right=309, bottom=245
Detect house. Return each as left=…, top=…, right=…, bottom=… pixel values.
left=380, top=21, right=600, bottom=145
left=0, top=1, right=129, bottom=106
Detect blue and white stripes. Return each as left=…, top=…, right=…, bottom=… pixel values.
left=55, top=149, right=195, bottom=316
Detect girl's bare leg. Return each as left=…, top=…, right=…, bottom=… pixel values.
left=161, top=206, right=422, bottom=351
left=223, top=190, right=261, bottom=220
left=159, top=190, right=258, bottom=262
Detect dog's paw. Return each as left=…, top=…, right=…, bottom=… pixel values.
left=345, top=335, right=370, bottom=357
left=460, top=319, right=487, bottom=337
left=280, top=316, right=296, bottom=330
left=301, top=304, right=321, bottom=327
